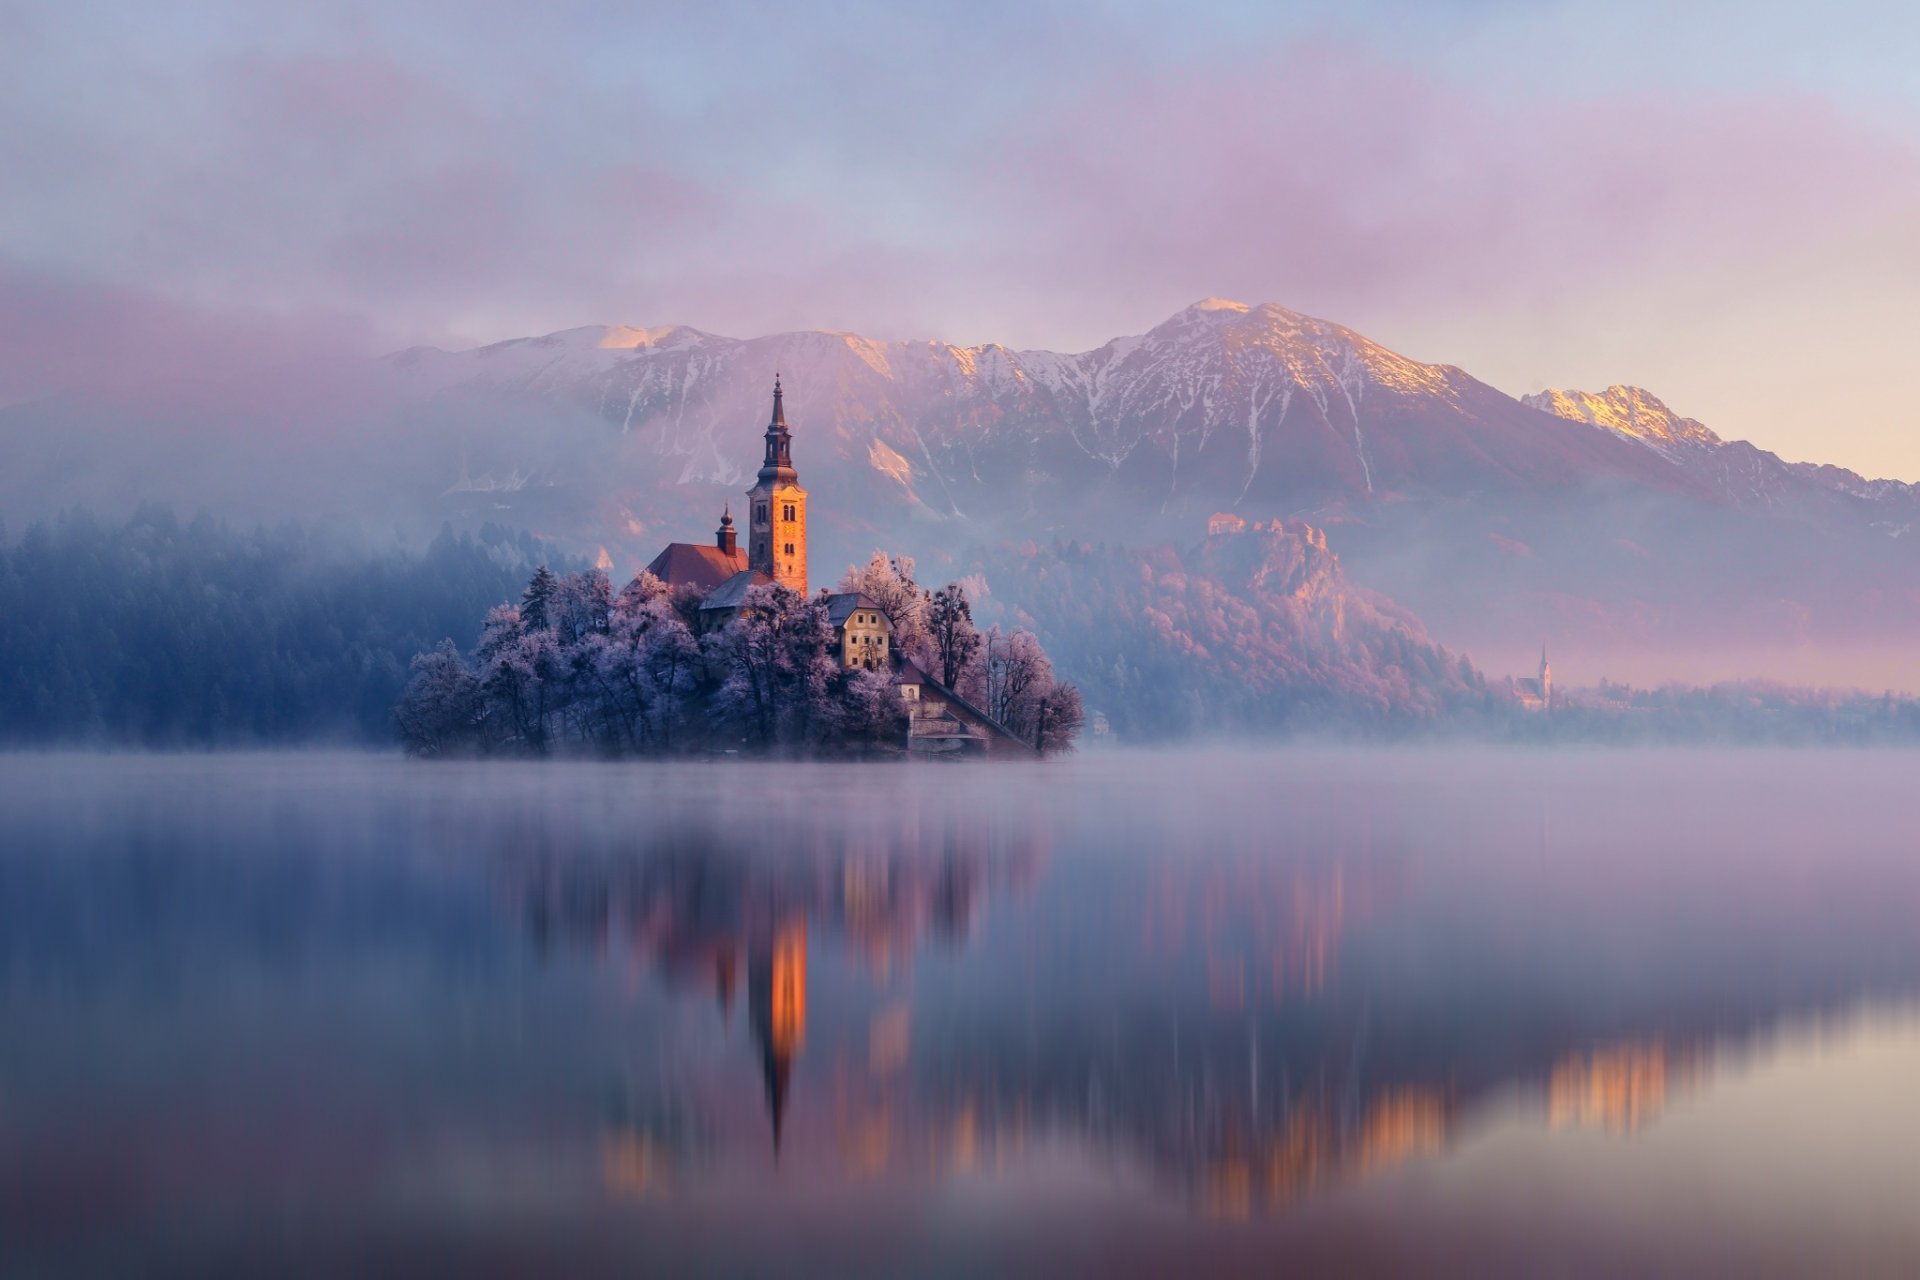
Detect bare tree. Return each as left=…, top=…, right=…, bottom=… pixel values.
left=704, top=584, right=837, bottom=749
left=1033, top=682, right=1086, bottom=755
left=926, top=583, right=982, bottom=692
left=981, top=626, right=1053, bottom=731
left=394, top=641, right=482, bottom=756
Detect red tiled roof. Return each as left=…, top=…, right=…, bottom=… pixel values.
left=645, top=542, right=748, bottom=590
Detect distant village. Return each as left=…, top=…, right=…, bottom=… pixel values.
left=395, top=379, right=1082, bottom=758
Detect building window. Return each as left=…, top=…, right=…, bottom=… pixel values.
left=782, top=503, right=795, bottom=522
left=755, top=504, right=767, bottom=525
left=783, top=542, right=794, bottom=556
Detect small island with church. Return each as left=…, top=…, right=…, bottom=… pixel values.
left=395, top=378, right=1082, bottom=758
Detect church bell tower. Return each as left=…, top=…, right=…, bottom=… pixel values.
left=747, top=375, right=808, bottom=595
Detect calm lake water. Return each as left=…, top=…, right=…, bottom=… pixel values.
left=5, top=748, right=1920, bottom=1277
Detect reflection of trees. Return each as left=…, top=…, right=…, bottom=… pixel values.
left=500, top=796, right=1049, bottom=1159
left=515, top=810, right=1823, bottom=1222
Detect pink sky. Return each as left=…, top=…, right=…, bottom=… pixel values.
left=3, top=2, right=1919, bottom=476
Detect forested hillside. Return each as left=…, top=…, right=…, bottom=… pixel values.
left=0, top=510, right=552, bottom=745
left=969, top=520, right=1497, bottom=739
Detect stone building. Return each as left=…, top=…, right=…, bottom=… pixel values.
left=825, top=593, right=890, bottom=670
left=894, top=659, right=1037, bottom=758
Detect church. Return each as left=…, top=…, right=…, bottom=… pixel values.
left=644, top=376, right=890, bottom=671
left=1508, top=646, right=1553, bottom=712
left=642, top=378, right=1036, bottom=755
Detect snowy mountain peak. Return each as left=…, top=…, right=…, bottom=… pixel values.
left=595, top=324, right=713, bottom=351
left=1523, top=385, right=1723, bottom=460
left=390, top=301, right=1753, bottom=527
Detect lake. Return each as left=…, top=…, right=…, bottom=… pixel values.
left=4, top=748, right=1920, bottom=1277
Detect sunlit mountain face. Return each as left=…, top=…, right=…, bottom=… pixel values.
left=375, top=300, right=1920, bottom=688
left=7, top=750, right=1920, bottom=1274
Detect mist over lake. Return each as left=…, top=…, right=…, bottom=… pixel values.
left=6, top=747, right=1920, bottom=1277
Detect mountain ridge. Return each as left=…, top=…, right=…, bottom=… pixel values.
left=9, top=297, right=1914, bottom=688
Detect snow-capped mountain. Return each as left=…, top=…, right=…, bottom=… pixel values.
left=397, top=298, right=1702, bottom=521
left=384, top=299, right=1920, bottom=686
left=1526, top=384, right=1920, bottom=520
left=9, top=294, right=1912, bottom=688
left=1523, top=386, right=1724, bottom=463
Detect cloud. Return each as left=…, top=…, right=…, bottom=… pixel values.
left=974, top=42, right=1920, bottom=345
left=0, top=261, right=382, bottom=420
left=5, top=6, right=1920, bottom=474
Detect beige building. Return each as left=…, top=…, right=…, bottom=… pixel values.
left=826, top=593, right=891, bottom=670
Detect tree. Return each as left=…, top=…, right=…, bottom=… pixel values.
left=385, top=547, right=1087, bottom=759
left=589, top=585, right=700, bottom=751
left=477, top=603, right=561, bottom=752
left=705, top=584, right=838, bottom=749
left=980, top=626, right=1053, bottom=732
left=552, top=568, right=612, bottom=641
left=926, top=583, right=982, bottom=691
left=614, top=571, right=669, bottom=614
left=1033, top=682, right=1086, bottom=755
left=395, top=641, right=482, bottom=756
left=519, top=564, right=559, bottom=633
left=834, top=665, right=908, bottom=747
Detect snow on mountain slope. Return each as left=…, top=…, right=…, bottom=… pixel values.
left=1526, top=384, right=1920, bottom=521
left=1522, top=386, right=1722, bottom=461
left=394, top=299, right=1704, bottom=536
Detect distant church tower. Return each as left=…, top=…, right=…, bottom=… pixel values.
left=1539, top=645, right=1552, bottom=710
left=747, top=375, right=807, bottom=595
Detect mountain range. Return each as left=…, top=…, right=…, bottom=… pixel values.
left=388, top=299, right=1919, bottom=688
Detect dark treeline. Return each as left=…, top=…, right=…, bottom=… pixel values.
left=6, top=508, right=1914, bottom=752
left=1517, top=680, right=1920, bottom=746
left=394, top=553, right=1083, bottom=758
left=0, top=508, right=555, bottom=746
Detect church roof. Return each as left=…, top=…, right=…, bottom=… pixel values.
left=698, top=568, right=774, bottom=612
left=823, top=592, right=886, bottom=629
left=645, top=542, right=747, bottom=591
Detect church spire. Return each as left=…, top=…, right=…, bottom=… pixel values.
left=760, top=375, right=794, bottom=474
left=748, top=372, right=806, bottom=593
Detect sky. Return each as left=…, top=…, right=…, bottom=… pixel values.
left=4, top=0, right=1920, bottom=477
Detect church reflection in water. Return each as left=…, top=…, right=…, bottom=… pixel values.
left=505, top=792, right=1047, bottom=1165
left=494, top=795, right=1824, bottom=1223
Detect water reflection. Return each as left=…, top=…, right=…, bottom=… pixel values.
left=6, top=750, right=1920, bottom=1274
left=1547, top=1041, right=1701, bottom=1135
